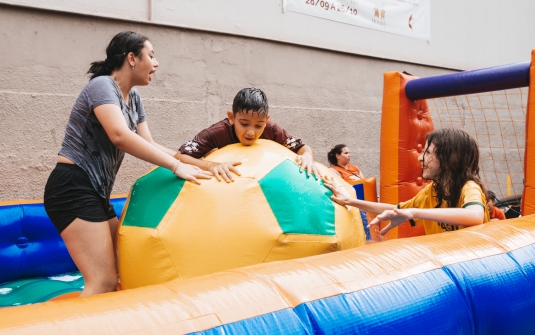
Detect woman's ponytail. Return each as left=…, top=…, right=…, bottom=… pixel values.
left=86, top=31, right=148, bottom=80
left=87, top=60, right=113, bottom=80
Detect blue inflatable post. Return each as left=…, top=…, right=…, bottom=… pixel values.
left=405, top=62, right=530, bottom=101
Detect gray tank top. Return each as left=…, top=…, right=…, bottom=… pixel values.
left=59, top=76, right=146, bottom=198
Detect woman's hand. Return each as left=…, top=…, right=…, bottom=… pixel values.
left=323, top=177, right=351, bottom=206
left=205, top=161, right=242, bottom=183
left=173, top=161, right=213, bottom=184
left=368, top=208, right=414, bottom=235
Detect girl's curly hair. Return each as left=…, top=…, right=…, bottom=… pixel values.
left=426, top=128, right=487, bottom=208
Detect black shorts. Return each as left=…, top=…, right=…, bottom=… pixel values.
left=44, top=163, right=117, bottom=233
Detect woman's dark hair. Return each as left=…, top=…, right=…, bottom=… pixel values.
left=426, top=128, right=487, bottom=208
left=87, top=31, right=148, bottom=80
left=327, top=144, right=347, bottom=166
left=232, top=88, right=269, bottom=116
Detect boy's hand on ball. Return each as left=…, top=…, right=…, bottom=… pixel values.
left=296, top=152, right=321, bottom=180
left=207, top=161, right=242, bottom=183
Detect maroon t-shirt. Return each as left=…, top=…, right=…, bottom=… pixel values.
left=179, top=118, right=305, bottom=158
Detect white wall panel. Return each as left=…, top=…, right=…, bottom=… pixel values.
left=1, top=0, right=534, bottom=70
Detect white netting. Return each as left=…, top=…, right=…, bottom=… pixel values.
left=428, top=88, right=527, bottom=203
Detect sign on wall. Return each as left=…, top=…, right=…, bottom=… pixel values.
left=283, top=0, right=430, bottom=40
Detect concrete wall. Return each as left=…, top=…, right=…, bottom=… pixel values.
left=2, top=0, right=534, bottom=70
left=0, top=5, right=456, bottom=201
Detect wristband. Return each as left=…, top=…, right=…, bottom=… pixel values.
left=173, top=161, right=180, bottom=174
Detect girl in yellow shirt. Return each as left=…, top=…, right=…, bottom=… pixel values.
left=324, top=128, right=490, bottom=236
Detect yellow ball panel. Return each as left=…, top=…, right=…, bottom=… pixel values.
left=159, top=178, right=282, bottom=280
left=263, top=234, right=341, bottom=263
left=118, top=226, right=178, bottom=289
left=205, top=139, right=294, bottom=180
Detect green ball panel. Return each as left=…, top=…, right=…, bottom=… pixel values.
left=258, top=160, right=335, bottom=236
left=122, top=167, right=185, bottom=228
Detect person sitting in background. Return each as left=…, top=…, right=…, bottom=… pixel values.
left=327, top=144, right=364, bottom=182
left=487, top=190, right=506, bottom=220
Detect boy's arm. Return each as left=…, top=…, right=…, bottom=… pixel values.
left=174, top=152, right=241, bottom=183
left=268, top=121, right=321, bottom=179
left=176, top=120, right=242, bottom=182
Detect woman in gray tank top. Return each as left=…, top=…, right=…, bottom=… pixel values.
left=44, top=31, right=212, bottom=297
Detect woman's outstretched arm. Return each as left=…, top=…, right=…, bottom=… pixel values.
left=94, top=104, right=212, bottom=183
left=136, top=121, right=177, bottom=156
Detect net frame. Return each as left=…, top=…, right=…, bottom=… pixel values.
left=405, top=60, right=535, bottom=214
left=379, top=56, right=534, bottom=240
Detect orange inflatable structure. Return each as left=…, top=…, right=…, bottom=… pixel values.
left=380, top=50, right=535, bottom=238
left=525, top=51, right=535, bottom=215
left=380, top=71, right=431, bottom=239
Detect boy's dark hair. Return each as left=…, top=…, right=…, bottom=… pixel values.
left=427, top=128, right=487, bottom=208
left=327, top=144, right=347, bottom=166
left=487, top=190, right=497, bottom=202
left=232, top=88, right=269, bottom=116
left=87, top=31, right=149, bottom=80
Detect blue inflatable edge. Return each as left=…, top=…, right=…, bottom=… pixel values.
left=0, top=197, right=126, bottom=285
left=405, top=61, right=530, bottom=101
left=190, top=243, right=535, bottom=335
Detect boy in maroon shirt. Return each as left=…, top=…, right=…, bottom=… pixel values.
left=175, top=88, right=319, bottom=182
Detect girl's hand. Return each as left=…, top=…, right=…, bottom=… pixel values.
left=368, top=208, right=414, bottom=235
left=323, top=177, right=350, bottom=206
left=173, top=162, right=213, bottom=184
left=206, top=161, right=242, bottom=183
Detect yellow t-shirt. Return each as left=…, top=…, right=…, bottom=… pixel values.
left=398, top=181, right=490, bottom=235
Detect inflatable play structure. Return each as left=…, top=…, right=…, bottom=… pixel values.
left=1, top=51, right=535, bottom=334
left=0, top=141, right=373, bottom=305
left=0, top=197, right=126, bottom=306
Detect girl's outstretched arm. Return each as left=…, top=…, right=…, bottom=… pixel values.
left=323, top=177, right=396, bottom=214
left=369, top=205, right=485, bottom=236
